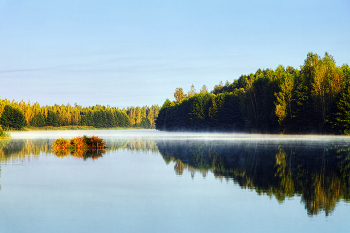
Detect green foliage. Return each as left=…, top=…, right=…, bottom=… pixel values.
left=190, top=93, right=211, bottom=129
left=0, top=125, right=10, bottom=138
left=0, top=105, right=26, bottom=130
left=156, top=52, right=350, bottom=134
left=46, top=110, right=59, bottom=127
left=30, top=112, right=45, bottom=127
left=140, top=117, right=151, bottom=129
left=0, top=99, right=157, bottom=130
left=328, top=85, right=350, bottom=134
left=155, top=99, right=172, bottom=131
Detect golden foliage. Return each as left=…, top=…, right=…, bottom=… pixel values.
left=52, top=136, right=106, bottom=160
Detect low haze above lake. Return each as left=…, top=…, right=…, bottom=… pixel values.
left=1, top=130, right=350, bottom=233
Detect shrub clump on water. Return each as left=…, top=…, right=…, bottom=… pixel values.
left=52, top=135, right=106, bottom=159
left=82, top=135, right=106, bottom=149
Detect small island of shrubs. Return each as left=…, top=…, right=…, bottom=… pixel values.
left=52, top=135, right=106, bottom=159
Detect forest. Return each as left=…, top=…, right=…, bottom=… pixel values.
left=156, top=52, right=350, bottom=134
left=0, top=100, right=160, bottom=130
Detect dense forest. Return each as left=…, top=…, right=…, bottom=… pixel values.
left=0, top=99, right=160, bottom=130
left=156, top=52, right=350, bottom=134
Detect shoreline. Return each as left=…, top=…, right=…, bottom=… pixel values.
left=10, top=126, right=151, bottom=131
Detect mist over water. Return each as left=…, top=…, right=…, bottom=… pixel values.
left=1, top=130, right=350, bottom=232
left=10, top=129, right=350, bottom=142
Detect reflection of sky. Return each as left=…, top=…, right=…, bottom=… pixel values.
left=1, top=147, right=349, bottom=233
left=0, top=0, right=349, bottom=107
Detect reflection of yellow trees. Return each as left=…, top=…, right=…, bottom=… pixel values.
left=0, top=138, right=159, bottom=163
left=302, top=175, right=342, bottom=216
left=274, top=148, right=295, bottom=202
left=174, top=160, right=184, bottom=175
left=0, top=139, right=51, bottom=163
left=166, top=156, right=211, bottom=178
left=173, top=159, right=208, bottom=178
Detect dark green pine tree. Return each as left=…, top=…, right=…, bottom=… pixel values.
left=155, top=99, right=171, bottom=131
left=85, top=111, right=94, bottom=126
left=100, top=110, right=107, bottom=128
left=120, top=111, right=131, bottom=127
left=30, top=112, right=46, bottom=127
left=80, top=114, right=88, bottom=126
left=93, top=111, right=102, bottom=128
left=328, top=85, right=350, bottom=134
left=46, top=110, right=59, bottom=127
left=0, top=105, right=27, bottom=129
left=189, top=93, right=211, bottom=130
left=106, top=111, right=116, bottom=128
left=114, top=111, right=122, bottom=127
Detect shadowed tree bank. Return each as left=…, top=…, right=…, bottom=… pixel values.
left=156, top=53, right=350, bottom=134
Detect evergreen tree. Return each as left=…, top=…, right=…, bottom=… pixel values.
left=30, top=112, right=45, bottom=127
left=328, top=85, right=350, bottom=134
left=155, top=99, right=171, bottom=131
left=93, top=111, right=102, bottom=128
left=0, top=105, right=26, bottom=129
left=46, top=110, right=59, bottom=127
left=140, top=117, right=151, bottom=129
left=106, top=111, right=116, bottom=128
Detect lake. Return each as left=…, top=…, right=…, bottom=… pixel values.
left=1, top=130, right=350, bottom=233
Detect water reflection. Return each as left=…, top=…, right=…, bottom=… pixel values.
left=1, top=137, right=350, bottom=216
left=0, top=138, right=159, bottom=162
left=0, top=139, right=51, bottom=163
left=156, top=140, right=350, bottom=216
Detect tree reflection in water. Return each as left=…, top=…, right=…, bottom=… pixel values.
left=1, top=138, right=350, bottom=216
left=156, top=140, right=350, bottom=216
left=0, top=138, right=158, bottom=162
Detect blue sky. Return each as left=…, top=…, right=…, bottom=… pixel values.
left=0, top=0, right=349, bottom=108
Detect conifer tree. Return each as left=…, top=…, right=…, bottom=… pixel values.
left=46, top=110, right=59, bottom=127
left=0, top=105, right=26, bottom=129
left=30, top=112, right=45, bottom=127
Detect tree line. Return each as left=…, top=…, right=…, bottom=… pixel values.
left=156, top=52, right=350, bottom=134
left=0, top=100, right=160, bottom=130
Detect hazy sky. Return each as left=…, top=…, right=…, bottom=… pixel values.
left=0, top=0, right=349, bottom=108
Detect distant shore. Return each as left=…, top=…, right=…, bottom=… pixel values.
left=12, top=126, right=148, bottom=131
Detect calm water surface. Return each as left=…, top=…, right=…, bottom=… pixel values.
left=1, top=130, right=350, bottom=233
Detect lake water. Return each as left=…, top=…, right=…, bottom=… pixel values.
left=1, top=130, right=350, bottom=233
